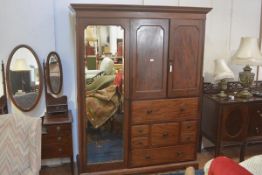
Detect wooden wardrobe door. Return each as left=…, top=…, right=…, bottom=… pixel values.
left=131, top=19, right=169, bottom=99
left=168, top=19, right=204, bottom=98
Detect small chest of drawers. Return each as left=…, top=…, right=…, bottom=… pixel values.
left=42, top=111, right=73, bottom=174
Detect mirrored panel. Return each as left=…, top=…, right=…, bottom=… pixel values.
left=46, top=52, right=63, bottom=95
left=6, top=45, right=42, bottom=112
left=84, top=25, right=124, bottom=164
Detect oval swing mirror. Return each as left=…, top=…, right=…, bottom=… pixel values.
left=6, top=45, right=43, bottom=112
left=46, top=52, right=63, bottom=95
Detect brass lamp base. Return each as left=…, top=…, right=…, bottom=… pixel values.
left=237, top=65, right=254, bottom=98
left=217, top=91, right=227, bottom=98
left=236, top=88, right=253, bottom=98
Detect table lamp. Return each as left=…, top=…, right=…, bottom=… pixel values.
left=214, top=59, right=235, bottom=97
left=231, top=37, right=262, bottom=98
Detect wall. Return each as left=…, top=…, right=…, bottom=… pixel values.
left=0, top=0, right=261, bottom=162
left=0, top=0, right=55, bottom=117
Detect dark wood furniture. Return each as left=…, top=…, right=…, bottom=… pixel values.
left=202, top=94, right=262, bottom=160
left=0, top=61, right=8, bottom=114
left=72, top=4, right=211, bottom=174
left=42, top=111, right=73, bottom=174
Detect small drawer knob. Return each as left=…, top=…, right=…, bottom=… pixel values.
left=146, top=110, right=153, bottom=114
left=162, top=132, right=169, bottom=138
left=138, top=129, right=143, bottom=133
left=176, top=152, right=182, bottom=157
left=257, top=110, right=261, bottom=113
left=58, top=148, right=62, bottom=152
left=145, top=155, right=151, bottom=160
left=57, top=136, right=62, bottom=141
left=180, top=107, right=185, bottom=112
left=56, top=126, right=61, bottom=131
left=256, top=127, right=260, bottom=134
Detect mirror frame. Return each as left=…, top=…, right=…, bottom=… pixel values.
left=46, top=51, right=63, bottom=95
left=6, top=44, right=43, bottom=112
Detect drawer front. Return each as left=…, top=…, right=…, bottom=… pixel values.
left=181, top=120, right=197, bottom=133
left=132, top=98, right=199, bottom=124
left=131, top=125, right=149, bottom=137
left=42, top=143, right=73, bottom=159
left=42, top=133, right=72, bottom=145
left=130, top=144, right=195, bottom=167
left=45, top=124, right=71, bottom=135
left=151, top=123, right=179, bottom=147
left=131, top=137, right=149, bottom=149
left=180, top=132, right=196, bottom=143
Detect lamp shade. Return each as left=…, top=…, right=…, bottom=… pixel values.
left=85, top=27, right=97, bottom=42
left=12, top=58, right=29, bottom=71
left=231, top=37, right=262, bottom=66
left=214, top=59, right=235, bottom=81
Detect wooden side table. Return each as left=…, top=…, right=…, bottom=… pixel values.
left=42, top=111, right=73, bottom=174
left=201, top=94, right=262, bottom=159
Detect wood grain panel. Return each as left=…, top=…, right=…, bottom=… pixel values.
left=168, top=19, right=204, bottom=98
left=130, top=144, right=195, bottom=167
left=132, top=98, right=199, bottom=124
left=151, top=123, right=179, bottom=147
left=131, top=19, right=168, bottom=99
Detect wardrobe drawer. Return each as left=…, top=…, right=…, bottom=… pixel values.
left=131, top=125, right=149, bottom=137
left=130, top=144, right=195, bottom=167
left=181, top=120, right=197, bottom=133
left=42, top=143, right=73, bottom=159
left=131, top=137, right=149, bottom=149
left=44, top=124, right=71, bottom=135
left=180, top=132, right=196, bottom=143
left=151, top=123, right=179, bottom=147
left=132, top=98, right=199, bottom=124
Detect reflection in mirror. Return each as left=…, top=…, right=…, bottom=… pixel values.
left=7, top=45, right=42, bottom=112
left=84, top=25, right=124, bottom=164
left=46, top=52, right=63, bottom=95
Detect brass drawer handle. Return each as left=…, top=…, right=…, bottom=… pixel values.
left=146, top=110, right=153, bottom=114
left=180, top=106, right=186, bottom=112
left=57, top=136, right=62, bottom=141
left=56, top=126, right=61, bottom=131
left=58, top=148, right=63, bottom=152
left=138, top=129, right=143, bottom=133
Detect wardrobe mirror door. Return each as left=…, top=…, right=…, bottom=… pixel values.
left=46, top=52, right=63, bottom=95
left=6, top=45, right=42, bottom=112
left=84, top=25, right=125, bottom=165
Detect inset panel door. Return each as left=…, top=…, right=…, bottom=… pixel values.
left=221, top=104, right=248, bottom=141
left=168, top=19, right=204, bottom=98
left=131, top=19, right=169, bottom=99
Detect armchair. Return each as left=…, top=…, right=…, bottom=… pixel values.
left=0, top=113, right=41, bottom=175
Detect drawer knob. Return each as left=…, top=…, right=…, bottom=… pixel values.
left=138, top=129, right=143, bottom=133
left=187, top=125, right=192, bottom=129
left=162, top=132, right=169, bottom=138
left=256, top=127, right=260, bottom=134
left=260, top=114, right=262, bottom=118
left=146, top=110, right=153, bottom=114
left=56, top=126, right=61, bottom=131
left=180, top=107, right=185, bottom=112
left=58, top=148, right=63, bottom=152
left=144, top=155, right=151, bottom=160
left=57, top=136, right=62, bottom=141
left=176, top=152, right=183, bottom=157
left=257, top=110, right=261, bottom=113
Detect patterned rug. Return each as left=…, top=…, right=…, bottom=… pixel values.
left=159, top=169, right=204, bottom=175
